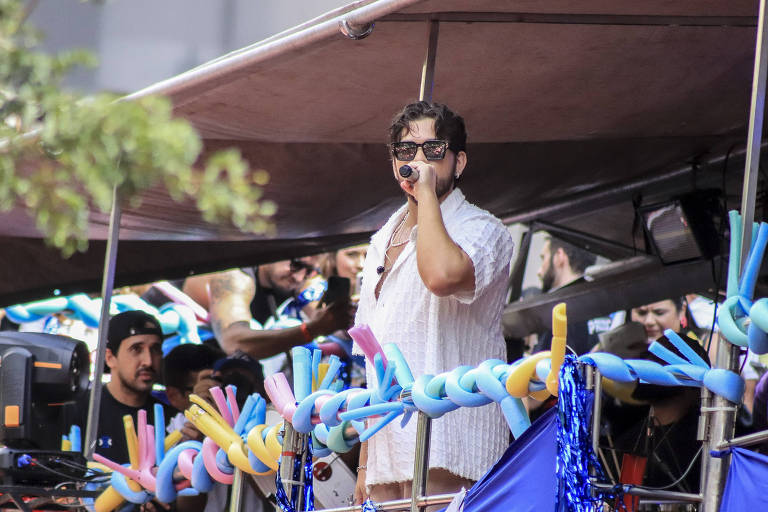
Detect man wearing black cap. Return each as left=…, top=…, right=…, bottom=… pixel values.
left=75, top=310, right=167, bottom=463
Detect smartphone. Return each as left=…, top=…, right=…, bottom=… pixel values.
left=321, top=276, right=350, bottom=305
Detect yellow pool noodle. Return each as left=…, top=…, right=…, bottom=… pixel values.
left=505, top=351, right=552, bottom=398
left=94, top=486, right=126, bottom=512
left=546, top=303, right=567, bottom=396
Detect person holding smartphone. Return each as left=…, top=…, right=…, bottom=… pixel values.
left=353, top=101, right=515, bottom=506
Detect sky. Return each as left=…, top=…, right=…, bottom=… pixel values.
left=30, top=0, right=350, bottom=93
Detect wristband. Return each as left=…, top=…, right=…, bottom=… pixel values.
left=300, top=322, right=313, bottom=343
left=357, top=465, right=367, bottom=472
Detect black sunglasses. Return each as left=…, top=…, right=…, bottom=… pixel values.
left=289, top=259, right=317, bottom=274
left=391, top=140, right=449, bottom=161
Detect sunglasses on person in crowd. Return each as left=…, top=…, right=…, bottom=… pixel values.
left=390, top=140, right=449, bottom=161
left=289, top=259, right=317, bottom=275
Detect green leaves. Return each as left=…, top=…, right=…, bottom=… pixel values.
left=194, top=149, right=276, bottom=236
left=0, top=0, right=273, bottom=257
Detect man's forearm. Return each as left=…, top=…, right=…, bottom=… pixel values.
left=220, top=321, right=317, bottom=359
left=415, top=192, right=474, bottom=296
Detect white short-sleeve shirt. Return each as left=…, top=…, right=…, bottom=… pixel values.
left=354, top=188, right=515, bottom=485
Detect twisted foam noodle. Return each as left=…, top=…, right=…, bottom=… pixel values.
left=94, top=306, right=745, bottom=509
left=716, top=210, right=768, bottom=354
left=93, top=407, right=185, bottom=511
left=96, top=327, right=553, bottom=508
left=185, top=392, right=277, bottom=476
left=580, top=329, right=745, bottom=404
left=282, top=306, right=742, bottom=443
left=94, top=387, right=281, bottom=510
left=282, top=313, right=563, bottom=441
left=97, top=366, right=742, bottom=510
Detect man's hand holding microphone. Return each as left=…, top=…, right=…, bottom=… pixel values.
left=398, top=161, right=436, bottom=200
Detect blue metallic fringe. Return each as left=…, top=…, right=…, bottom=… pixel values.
left=556, top=355, right=620, bottom=511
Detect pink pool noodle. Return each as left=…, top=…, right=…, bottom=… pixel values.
left=265, top=373, right=297, bottom=421
left=348, top=325, right=388, bottom=366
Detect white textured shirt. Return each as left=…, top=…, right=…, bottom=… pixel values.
left=354, top=188, right=515, bottom=485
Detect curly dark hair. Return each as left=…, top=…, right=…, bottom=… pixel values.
left=388, top=101, right=467, bottom=156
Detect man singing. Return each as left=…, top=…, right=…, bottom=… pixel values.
left=353, top=101, right=515, bottom=505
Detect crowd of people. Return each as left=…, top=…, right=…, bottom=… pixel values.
left=0, top=100, right=763, bottom=512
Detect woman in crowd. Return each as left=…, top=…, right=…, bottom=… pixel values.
left=629, top=298, right=687, bottom=342
left=318, top=244, right=367, bottom=294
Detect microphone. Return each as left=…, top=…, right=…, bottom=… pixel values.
left=399, top=164, right=419, bottom=182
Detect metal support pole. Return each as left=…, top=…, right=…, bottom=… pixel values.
left=229, top=468, right=245, bottom=512
left=279, top=422, right=308, bottom=510
left=701, top=342, right=741, bottom=510
left=323, top=493, right=457, bottom=512
left=717, top=430, right=768, bottom=450
left=697, top=387, right=712, bottom=498
left=739, top=0, right=768, bottom=268
left=593, top=482, right=702, bottom=503
left=587, top=367, right=602, bottom=455
left=701, top=1, right=768, bottom=508
left=84, top=186, right=122, bottom=459
left=717, top=428, right=768, bottom=450
left=404, top=19, right=440, bottom=512
left=418, top=21, right=439, bottom=102
left=296, top=434, right=310, bottom=512
left=410, top=412, right=432, bottom=512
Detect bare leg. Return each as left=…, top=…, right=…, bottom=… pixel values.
left=368, top=469, right=474, bottom=512
left=369, top=481, right=408, bottom=510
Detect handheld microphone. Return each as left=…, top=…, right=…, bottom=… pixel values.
left=399, top=164, right=419, bottom=182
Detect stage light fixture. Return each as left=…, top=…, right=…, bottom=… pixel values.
left=0, top=332, right=90, bottom=484
left=639, top=191, right=720, bottom=264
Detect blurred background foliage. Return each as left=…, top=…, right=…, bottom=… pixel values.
left=0, top=0, right=275, bottom=256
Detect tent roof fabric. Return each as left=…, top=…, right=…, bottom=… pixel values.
left=0, top=0, right=760, bottom=304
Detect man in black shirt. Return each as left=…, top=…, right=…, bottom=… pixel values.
left=78, top=310, right=167, bottom=463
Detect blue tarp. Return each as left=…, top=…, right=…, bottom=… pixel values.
left=444, top=407, right=557, bottom=512
left=720, top=446, right=768, bottom=509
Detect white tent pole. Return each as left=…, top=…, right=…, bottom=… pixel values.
left=83, top=186, right=122, bottom=459
left=124, top=0, right=425, bottom=107
left=702, top=0, right=768, bottom=509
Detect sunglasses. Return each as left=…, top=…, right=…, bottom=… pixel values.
left=289, top=259, right=317, bottom=275
left=391, top=140, right=449, bottom=161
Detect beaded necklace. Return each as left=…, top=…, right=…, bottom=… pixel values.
left=376, top=213, right=411, bottom=276
left=389, top=212, right=411, bottom=248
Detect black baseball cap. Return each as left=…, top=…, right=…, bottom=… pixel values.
left=107, top=310, right=163, bottom=354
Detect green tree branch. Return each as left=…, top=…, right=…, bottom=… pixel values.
left=0, top=0, right=274, bottom=257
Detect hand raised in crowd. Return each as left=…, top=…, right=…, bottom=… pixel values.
left=306, top=299, right=355, bottom=337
